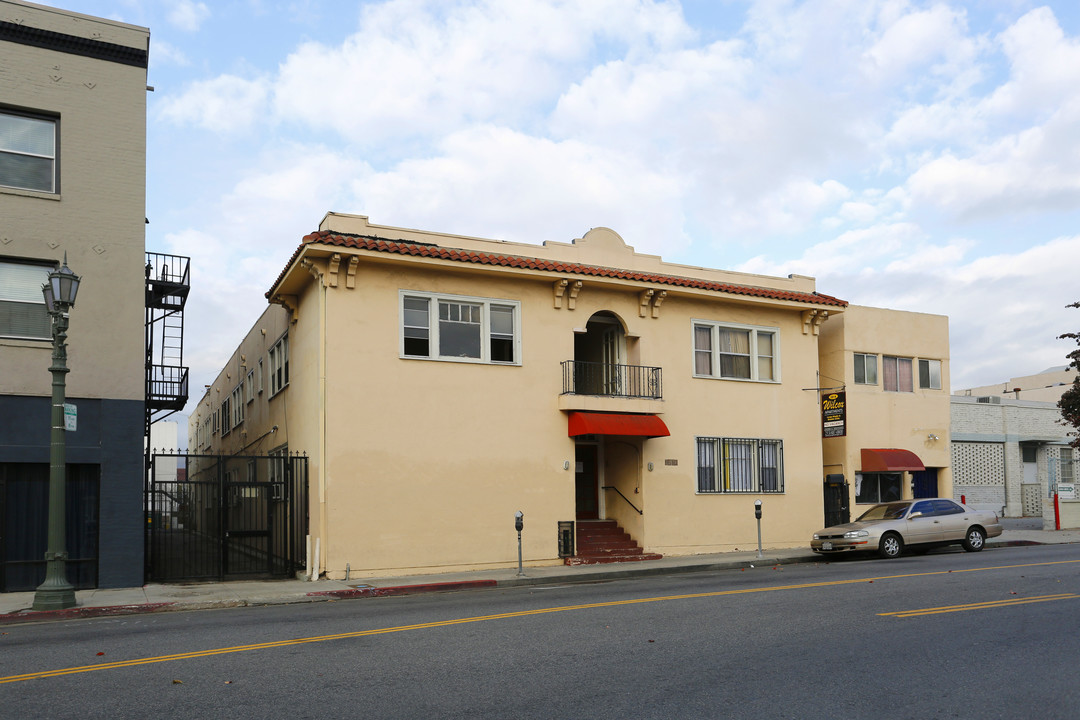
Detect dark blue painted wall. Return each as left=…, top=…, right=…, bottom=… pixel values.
left=0, top=394, right=144, bottom=589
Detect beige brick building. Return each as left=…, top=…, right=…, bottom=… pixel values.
left=0, top=1, right=150, bottom=591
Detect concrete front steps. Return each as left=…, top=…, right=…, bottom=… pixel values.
left=565, top=519, right=663, bottom=566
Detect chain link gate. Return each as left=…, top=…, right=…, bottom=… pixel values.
left=146, top=452, right=308, bottom=583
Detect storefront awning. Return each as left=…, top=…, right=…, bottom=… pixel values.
left=567, top=412, right=670, bottom=438
left=861, top=448, right=925, bottom=472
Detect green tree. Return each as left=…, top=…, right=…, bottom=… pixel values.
left=1059, top=302, right=1080, bottom=447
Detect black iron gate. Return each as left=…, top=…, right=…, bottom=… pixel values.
left=823, top=473, right=850, bottom=528
left=146, top=453, right=308, bottom=583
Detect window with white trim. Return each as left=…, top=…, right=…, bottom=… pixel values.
left=231, top=385, right=244, bottom=427
left=0, top=110, right=57, bottom=193
left=693, top=321, right=778, bottom=381
left=269, top=334, right=289, bottom=396
left=882, top=356, right=913, bottom=392
left=696, top=437, right=784, bottom=493
left=257, top=359, right=264, bottom=394
left=854, top=353, right=877, bottom=385
left=220, top=398, right=231, bottom=436
left=401, top=291, right=520, bottom=364
left=918, top=358, right=942, bottom=390
left=0, top=259, right=54, bottom=339
left=245, top=370, right=255, bottom=403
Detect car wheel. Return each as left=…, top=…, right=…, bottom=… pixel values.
left=878, top=532, right=903, bottom=559
left=962, top=527, right=986, bottom=552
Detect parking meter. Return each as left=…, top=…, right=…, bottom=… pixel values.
left=514, top=511, right=525, bottom=577
left=754, top=500, right=763, bottom=559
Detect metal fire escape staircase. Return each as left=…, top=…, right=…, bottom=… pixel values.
left=144, top=252, right=190, bottom=441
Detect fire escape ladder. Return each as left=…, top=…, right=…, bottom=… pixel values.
left=145, top=252, right=191, bottom=434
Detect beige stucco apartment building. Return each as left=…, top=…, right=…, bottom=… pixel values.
left=819, top=306, right=952, bottom=525
left=193, top=213, right=953, bottom=580
left=0, top=1, right=149, bottom=591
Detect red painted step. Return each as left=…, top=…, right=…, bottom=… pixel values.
left=565, top=520, right=663, bottom=566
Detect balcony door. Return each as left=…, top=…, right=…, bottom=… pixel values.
left=574, top=312, right=626, bottom=396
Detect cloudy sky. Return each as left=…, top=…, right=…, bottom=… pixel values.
left=45, top=0, right=1080, bottom=410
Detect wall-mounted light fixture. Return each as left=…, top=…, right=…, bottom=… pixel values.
left=927, top=433, right=939, bottom=441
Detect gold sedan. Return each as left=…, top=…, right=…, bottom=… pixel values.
left=811, top=499, right=1003, bottom=559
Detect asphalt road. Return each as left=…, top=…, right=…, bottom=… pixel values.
left=3, top=544, right=1079, bottom=719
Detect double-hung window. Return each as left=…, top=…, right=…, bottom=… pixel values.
left=269, top=334, right=289, bottom=396
left=231, top=385, right=244, bottom=427
left=693, top=321, right=778, bottom=381
left=696, top=437, right=784, bottom=493
left=854, top=353, right=877, bottom=385
left=0, top=110, right=57, bottom=193
left=401, top=291, right=520, bottom=364
left=0, top=259, right=53, bottom=339
left=882, top=356, right=913, bottom=392
left=220, top=398, right=231, bottom=436
left=918, top=359, right=942, bottom=390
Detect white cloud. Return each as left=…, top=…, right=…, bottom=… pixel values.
left=983, top=6, right=1080, bottom=117
left=270, top=0, right=694, bottom=146
left=156, top=75, right=269, bottom=133
left=167, top=0, right=210, bottom=32
left=347, top=125, right=689, bottom=255
left=149, top=39, right=189, bottom=68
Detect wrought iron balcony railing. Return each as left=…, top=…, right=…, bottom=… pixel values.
left=561, top=360, right=662, bottom=399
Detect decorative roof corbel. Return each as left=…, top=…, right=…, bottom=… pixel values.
left=651, top=290, right=667, bottom=318
left=327, top=253, right=341, bottom=288
left=802, top=309, right=829, bottom=335
left=639, top=289, right=654, bottom=317
left=346, top=257, right=359, bottom=289
left=273, top=294, right=299, bottom=324
left=553, top=279, right=569, bottom=309
left=300, top=258, right=324, bottom=286
left=567, top=280, right=583, bottom=310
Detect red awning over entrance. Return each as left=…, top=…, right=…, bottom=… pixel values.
left=861, top=448, right=926, bottom=472
left=567, top=412, right=670, bottom=438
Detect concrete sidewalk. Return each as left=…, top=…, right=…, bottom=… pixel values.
left=3, top=525, right=1078, bottom=625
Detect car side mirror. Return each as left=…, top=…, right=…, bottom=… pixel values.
left=908, top=511, right=923, bottom=519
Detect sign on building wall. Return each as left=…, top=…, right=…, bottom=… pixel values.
left=822, top=391, right=846, bottom=438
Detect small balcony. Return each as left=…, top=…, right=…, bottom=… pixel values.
left=560, top=360, right=664, bottom=415
left=561, top=360, right=663, bottom=399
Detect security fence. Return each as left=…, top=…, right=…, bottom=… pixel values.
left=146, top=452, right=308, bottom=583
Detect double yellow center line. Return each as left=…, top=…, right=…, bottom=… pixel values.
left=3, top=558, right=1078, bottom=683
left=880, top=592, right=1080, bottom=618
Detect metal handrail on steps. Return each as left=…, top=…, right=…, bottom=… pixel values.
left=601, top=485, right=643, bottom=515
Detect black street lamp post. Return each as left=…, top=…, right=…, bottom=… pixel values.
left=32, top=256, right=81, bottom=611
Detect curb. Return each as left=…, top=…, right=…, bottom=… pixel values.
left=0, top=539, right=1058, bottom=625
left=0, top=602, right=176, bottom=626
left=309, top=580, right=498, bottom=599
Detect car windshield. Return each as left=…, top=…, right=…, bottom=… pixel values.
left=856, top=502, right=912, bottom=521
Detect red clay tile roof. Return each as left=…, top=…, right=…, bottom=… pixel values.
left=267, top=230, right=848, bottom=308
